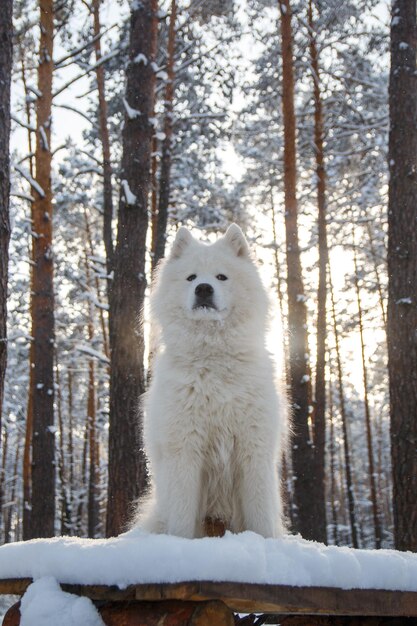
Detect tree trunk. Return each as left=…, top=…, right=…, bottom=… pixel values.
left=20, top=55, right=35, bottom=542
left=387, top=0, right=417, bottom=552
left=55, top=353, right=71, bottom=535
left=365, top=221, right=386, bottom=329
left=84, top=251, right=100, bottom=538
left=67, top=369, right=75, bottom=527
left=0, top=0, right=13, bottom=443
left=0, top=426, right=7, bottom=540
left=29, top=0, right=56, bottom=539
left=329, top=269, right=358, bottom=548
left=92, top=0, right=114, bottom=280
left=76, top=420, right=89, bottom=535
left=352, top=225, right=382, bottom=548
left=152, top=0, right=177, bottom=270
left=84, top=208, right=109, bottom=360
left=269, top=185, right=294, bottom=528
left=308, top=0, right=327, bottom=545
left=150, top=134, right=159, bottom=267
left=328, top=377, right=338, bottom=545
left=278, top=0, right=315, bottom=540
left=106, top=0, right=159, bottom=537
left=4, top=438, right=20, bottom=543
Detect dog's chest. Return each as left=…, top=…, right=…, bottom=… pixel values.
left=176, top=356, right=254, bottom=424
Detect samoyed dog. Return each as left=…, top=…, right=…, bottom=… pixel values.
left=137, top=224, right=287, bottom=538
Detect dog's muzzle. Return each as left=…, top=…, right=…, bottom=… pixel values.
left=193, top=283, right=217, bottom=310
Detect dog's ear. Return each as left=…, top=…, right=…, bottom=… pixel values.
left=170, top=227, right=193, bottom=259
left=223, top=224, right=250, bottom=258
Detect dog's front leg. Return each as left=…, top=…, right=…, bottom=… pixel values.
left=158, top=447, right=202, bottom=538
left=239, top=452, right=283, bottom=539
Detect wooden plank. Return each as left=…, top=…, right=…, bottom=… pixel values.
left=1, top=579, right=417, bottom=617
left=99, top=600, right=234, bottom=626
left=0, top=579, right=32, bottom=596
left=132, top=582, right=417, bottom=617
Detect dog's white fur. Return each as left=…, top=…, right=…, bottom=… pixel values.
left=136, top=224, right=287, bottom=538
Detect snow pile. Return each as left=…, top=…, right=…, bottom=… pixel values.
left=1, top=530, right=417, bottom=592
left=19, top=578, right=104, bottom=626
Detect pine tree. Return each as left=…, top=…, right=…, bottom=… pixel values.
left=279, top=0, right=316, bottom=540
left=106, top=0, right=159, bottom=537
left=387, top=0, right=417, bottom=552
left=0, top=0, right=13, bottom=442
left=92, top=0, right=114, bottom=280
left=152, top=0, right=177, bottom=270
left=308, top=0, right=328, bottom=544
left=29, top=0, right=56, bottom=538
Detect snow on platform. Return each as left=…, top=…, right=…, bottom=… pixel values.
left=1, top=529, right=417, bottom=592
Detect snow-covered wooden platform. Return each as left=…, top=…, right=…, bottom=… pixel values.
left=1, top=531, right=417, bottom=624
left=2, top=578, right=417, bottom=625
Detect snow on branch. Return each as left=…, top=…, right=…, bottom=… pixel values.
left=396, top=298, right=413, bottom=305
left=88, top=292, right=109, bottom=311
left=39, top=126, right=50, bottom=151
left=121, top=179, right=137, bottom=206
left=179, top=113, right=228, bottom=121
left=53, top=50, right=119, bottom=99
left=54, top=23, right=118, bottom=68
left=133, top=53, right=148, bottom=65
left=88, top=255, right=106, bottom=266
left=14, top=164, right=45, bottom=198
left=53, top=103, right=96, bottom=126
left=11, top=114, right=36, bottom=132
left=76, top=344, right=110, bottom=364
left=11, top=192, right=35, bottom=203
left=27, top=85, right=42, bottom=98
left=122, top=97, right=141, bottom=119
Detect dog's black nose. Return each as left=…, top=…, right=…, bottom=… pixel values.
left=195, top=283, right=214, bottom=297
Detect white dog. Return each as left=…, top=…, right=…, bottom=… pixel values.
left=136, top=224, right=287, bottom=538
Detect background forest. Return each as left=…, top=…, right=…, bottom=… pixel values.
left=0, top=0, right=416, bottom=553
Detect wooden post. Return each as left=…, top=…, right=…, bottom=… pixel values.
left=2, top=601, right=21, bottom=626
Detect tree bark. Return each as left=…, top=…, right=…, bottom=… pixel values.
left=387, top=0, right=417, bottom=552
left=106, top=0, right=159, bottom=537
left=152, top=0, right=177, bottom=271
left=29, top=0, right=56, bottom=538
left=0, top=0, right=13, bottom=445
left=278, top=0, right=315, bottom=540
left=308, top=0, right=327, bottom=545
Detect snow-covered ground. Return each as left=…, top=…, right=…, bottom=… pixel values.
left=1, top=529, right=417, bottom=592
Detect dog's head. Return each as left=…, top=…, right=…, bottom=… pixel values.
left=151, top=224, right=269, bottom=339
left=168, top=224, right=253, bottom=321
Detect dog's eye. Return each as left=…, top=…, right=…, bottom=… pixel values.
left=216, top=274, right=228, bottom=281
left=186, top=274, right=197, bottom=282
